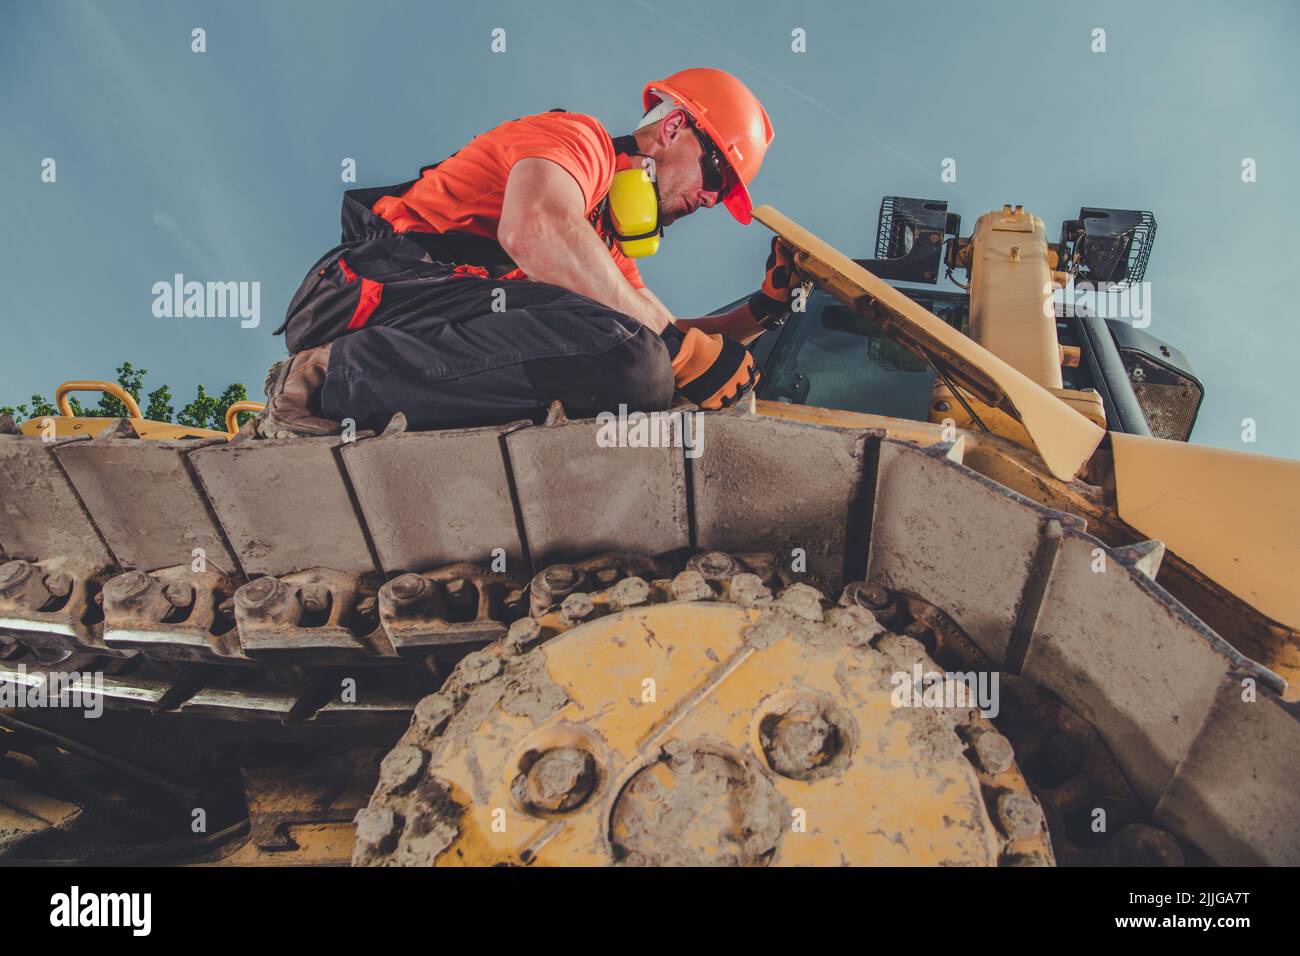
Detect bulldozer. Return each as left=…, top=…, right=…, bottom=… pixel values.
left=1, top=199, right=1297, bottom=867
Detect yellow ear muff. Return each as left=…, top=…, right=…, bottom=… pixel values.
left=607, top=167, right=662, bottom=258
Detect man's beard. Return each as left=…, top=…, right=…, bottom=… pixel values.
left=658, top=197, right=680, bottom=226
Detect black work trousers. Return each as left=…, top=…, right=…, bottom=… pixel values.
left=320, top=266, right=674, bottom=431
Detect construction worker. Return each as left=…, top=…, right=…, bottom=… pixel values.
left=259, top=67, right=802, bottom=437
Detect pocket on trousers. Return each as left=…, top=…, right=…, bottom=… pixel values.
left=281, top=254, right=373, bottom=353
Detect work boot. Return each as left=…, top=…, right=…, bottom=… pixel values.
left=255, top=343, right=341, bottom=439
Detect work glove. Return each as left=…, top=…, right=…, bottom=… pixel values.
left=748, top=237, right=803, bottom=329
left=661, top=325, right=759, bottom=410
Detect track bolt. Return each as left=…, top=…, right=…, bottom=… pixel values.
left=162, top=581, right=195, bottom=608
left=298, top=585, right=331, bottom=615
left=504, top=587, right=528, bottom=614
left=0, top=560, right=32, bottom=592
left=443, top=577, right=474, bottom=610
left=42, top=572, right=74, bottom=599
left=102, top=570, right=174, bottom=621
left=103, top=571, right=154, bottom=605
left=840, top=581, right=904, bottom=629
left=0, top=560, right=50, bottom=608
left=529, top=564, right=585, bottom=616
left=523, top=747, right=596, bottom=813
left=381, top=573, right=432, bottom=616
left=686, top=551, right=739, bottom=582
left=234, top=576, right=292, bottom=619
left=842, top=581, right=890, bottom=610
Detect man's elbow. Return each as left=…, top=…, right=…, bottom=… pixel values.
left=496, top=217, right=528, bottom=263
left=498, top=213, right=550, bottom=270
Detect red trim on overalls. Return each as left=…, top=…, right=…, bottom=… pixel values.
left=451, top=264, right=492, bottom=279
left=337, top=257, right=383, bottom=330
left=349, top=278, right=383, bottom=330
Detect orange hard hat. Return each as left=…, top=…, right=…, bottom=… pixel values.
left=643, top=68, right=773, bottom=224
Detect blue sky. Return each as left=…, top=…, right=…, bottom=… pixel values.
left=2, top=0, right=1297, bottom=457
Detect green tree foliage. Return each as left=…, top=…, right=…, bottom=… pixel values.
left=0, top=394, right=57, bottom=421
left=1, top=364, right=253, bottom=431
left=144, top=384, right=175, bottom=423
left=178, top=384, right=218, bottom=430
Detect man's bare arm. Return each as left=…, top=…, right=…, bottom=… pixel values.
left=499, top=158, right=670, bottom=333
left=672, top=303, right=767, bottom=346
left=638, top=284, right=768, bottom=346
left=635, top=285, right=679, bottom=330
left=676, top=237, right=804, bottom=345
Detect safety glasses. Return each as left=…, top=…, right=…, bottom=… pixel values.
left=689, top=123, right=736, bottom=196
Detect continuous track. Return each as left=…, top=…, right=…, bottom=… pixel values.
left=1, top=408, right=1297, bottom=863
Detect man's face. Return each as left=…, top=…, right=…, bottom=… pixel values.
left=644, top=109, right=731, bottom=225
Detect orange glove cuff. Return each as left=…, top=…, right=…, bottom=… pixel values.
left=667, top=327, right=759, bottom=410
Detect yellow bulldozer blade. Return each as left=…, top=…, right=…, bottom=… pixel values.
left=1110, top=433, right=1300, bottom=632
left=752, top=205, right=1105, bottom=482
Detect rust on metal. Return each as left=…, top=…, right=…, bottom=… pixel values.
left=377, top=563, right=526, bottom=653
left=101, top=566, right=243, bottom=663
left=233, top=568, right=390, bottom=662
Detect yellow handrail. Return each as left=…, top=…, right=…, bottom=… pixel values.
left=55, top=380, right=142, bottom=419
left=225, top=400, right=265, bottom=435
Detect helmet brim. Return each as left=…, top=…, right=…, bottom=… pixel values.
left=722, top=179, right=753, bottom=225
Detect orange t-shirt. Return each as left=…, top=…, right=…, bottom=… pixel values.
left=373, top=111, right=645, bottom=289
